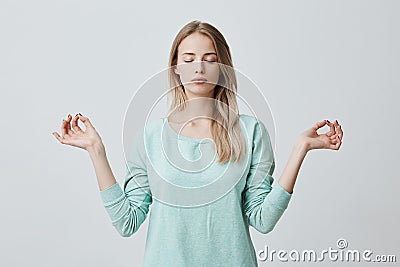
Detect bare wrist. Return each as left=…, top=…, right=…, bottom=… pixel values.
left=87, top=142, right=106, bottom=157
left=294, top=138, right=310, bottom=155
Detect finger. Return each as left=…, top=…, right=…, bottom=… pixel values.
left=78, top=114, right=94, bottom=129
left=332, top=120, right=343, bottom=141
left=330, top=136, right=338, bottom=144
left=335, top=139, right=342, bottom=150
left=313, top=120, right=327, bottom=131
left=52, top=131, right=61, bottom=142
left=329, top=139, right=341, bottom=150
left=331, top=133, right=342, bottom=144
left=338, top=139, right=343, bottom=149
left=337, top=124, right=343, bottom=141
left=334, top=120, right=340, bottom=135
left=65, top=114, right=75, bottom=135
left=329, top=128, right=341, bottom=140
left=326, top=120, right=336, bottom=137
left=61, top=119, right=68, bottom=137
left=330, top=135, right=342, bottom=150
left=72, top=114, right=83, bottom=132
left=329, top=143, right=339, bottom=150
left=330, top=133, right=338, bottom=140
left=336, top=123, right=343, bottom=140
left=52, top=131, right=69, bottom=145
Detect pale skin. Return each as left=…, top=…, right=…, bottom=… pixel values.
left=52, top=32, right=344, bottom=195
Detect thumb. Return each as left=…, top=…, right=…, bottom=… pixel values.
left=313, top=119, right=328, bottom=130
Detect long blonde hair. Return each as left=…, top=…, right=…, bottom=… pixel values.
left=167, top=20, right=245, bottom=164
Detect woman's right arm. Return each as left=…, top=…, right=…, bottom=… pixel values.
left=52, top=113, right=116, bottom=191
left=87, top=143, right=117, bottom=191
left=52, top=113, right=152, bottom=237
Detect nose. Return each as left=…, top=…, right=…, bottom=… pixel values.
left=193, top=60, right=205, bottom=74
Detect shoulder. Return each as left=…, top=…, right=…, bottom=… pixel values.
left=239, top=113, right=260, bottom=125
left=239, top=114, right=272, bottom=143
left=239, top=114, right=268, bottom=132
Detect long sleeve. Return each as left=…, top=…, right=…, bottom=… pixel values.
left=241, top=119, right=292, bottom=234
left=99, top=129, right=152, bottom=237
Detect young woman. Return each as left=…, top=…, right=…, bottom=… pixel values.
left=52, top=20, right=343, bottom=266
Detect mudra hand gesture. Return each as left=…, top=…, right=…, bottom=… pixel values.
left=298, top=119, right=343, bottom=152
left=52, top=113, right=104, bottom=152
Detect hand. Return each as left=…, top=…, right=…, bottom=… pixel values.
left=52, top=113, right=103, bottom=151
left=298, top=119, right=343, bottom=152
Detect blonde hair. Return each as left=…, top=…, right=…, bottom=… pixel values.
left=167, top=20, right=245, bottom=164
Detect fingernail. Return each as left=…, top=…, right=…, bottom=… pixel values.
left=326, top=119, right=330, bottom=123
left=78, top=113, right=83, bottom=116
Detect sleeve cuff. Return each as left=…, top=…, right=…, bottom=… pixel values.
left=267, top=182, right=293, bottom=210
left=100, top=182, right=124, bottom=205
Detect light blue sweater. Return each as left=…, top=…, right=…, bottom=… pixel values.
left=100, top=114, right=293, bottom=266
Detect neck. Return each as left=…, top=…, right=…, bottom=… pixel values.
left=171, top=96, right=215, bottom=123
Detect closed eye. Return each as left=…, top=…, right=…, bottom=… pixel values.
left=183, top=60, right=216, bottom=63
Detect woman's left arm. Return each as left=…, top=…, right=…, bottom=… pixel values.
left=278, top=119, right=343, bottom=194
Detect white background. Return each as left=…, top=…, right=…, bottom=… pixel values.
left=1, top=0, right=398, bottom=266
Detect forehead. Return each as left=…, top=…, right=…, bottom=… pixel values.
left=178, top=32, right=216, bottom=55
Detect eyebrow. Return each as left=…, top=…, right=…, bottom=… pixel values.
left=181, top=52, right=217, bottom=56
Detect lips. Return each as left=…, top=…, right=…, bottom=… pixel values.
left=191, top=77, right=207, bottom=82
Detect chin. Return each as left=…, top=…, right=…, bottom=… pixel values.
left=184, top=84, right=216, bottom=97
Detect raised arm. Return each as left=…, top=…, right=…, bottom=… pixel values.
left=52, top=113, right=117, bottom=190
left=52, top=113, right=152, bottom=237
left=242, top=118, right=343, bottom=234
left=277, top=119, right=343, bottom=194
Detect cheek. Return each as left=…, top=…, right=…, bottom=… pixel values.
left=205, top=65, right=220, bottom=84
left=175, top=65, right=193, bottom=83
